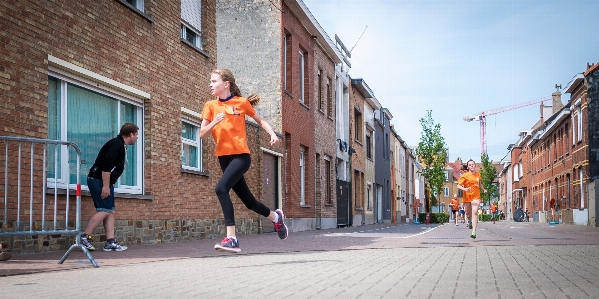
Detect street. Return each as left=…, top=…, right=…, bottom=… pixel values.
left=1, top=221, right=598, bottom=298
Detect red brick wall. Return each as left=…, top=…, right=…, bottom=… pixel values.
left=280, top=2, right=316, bottom=219
left=528, top=86, right=590, bottom=214
left=0, top=0, right=278, bottom=252
left=313, top=44, right=337, bottom=219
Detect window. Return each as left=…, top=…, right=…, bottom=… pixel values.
left=444, top=186, right=449, bottom=197
left=577, top=105, right=582, bottom=142
left=445, top=171, right=449, bottom=182
left=519, top=162, right=523, bottom=178
left=299, top=51, right=306, bottom=104
left=300, top=146, right=305, bottom=205
left=324, top=156, right=332, bottom=204
left=354, top=109, right=362, bottom=142
left=580, top=168, right=585, bottom=208
left=284, top=33, right=291, bottom=92
left=366, top=132, right=372, bottom=159
left=124, top=0, right=144, bottom=12
left=513, top=163, right=519, bottom=181
left=318, top=70, right=323, bottom=110
left=181, top=0, right=202, bottom=49
left=48, top=75, right=143, bottom=193
left=181, top=121, right=202, bottom=171
left=327, top=78, right=332, bottom=117
left=367, top=186, right=371, bottom=210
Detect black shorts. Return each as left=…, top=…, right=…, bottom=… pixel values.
left=87, top=177, right=115, bottom=212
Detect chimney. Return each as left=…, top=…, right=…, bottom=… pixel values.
left=552, top=90, right=563, bottom=114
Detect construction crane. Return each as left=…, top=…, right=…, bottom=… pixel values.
left=464, top=96, right=552, bottom=154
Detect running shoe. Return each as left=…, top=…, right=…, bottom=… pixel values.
left=80, top=234, right=95, bottom=251
left=103, top=239, right=128, bottom=251
left=273, top=209, right=288, bottom=240
left=214, top=237, right=240, bottom=253
left=470, top=231, right=477, bottom=239
left=467, top=221, right=472, bottom=229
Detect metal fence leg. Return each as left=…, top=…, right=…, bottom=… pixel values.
left=58, top=235, right=98, bottom=268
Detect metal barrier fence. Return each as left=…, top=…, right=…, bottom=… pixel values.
left=0, top=136, right=97, bottom=267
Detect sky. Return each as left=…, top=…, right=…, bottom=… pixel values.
left=302, top=0, right=599, bottom=163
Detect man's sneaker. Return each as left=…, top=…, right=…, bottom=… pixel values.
left=80, top=234, right=95, bottom=251
left=103, top=240, right=127, bottom=251
left=273, top=209, right=288, bottom=240
left=467, top=221, right=473, bottom=229
left=470, top=231, right=477, bottom=239
left=214, top=237, right=240, bottom=253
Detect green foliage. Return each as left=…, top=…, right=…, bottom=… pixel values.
left=479, top=153, right=499, bottom=205
left=415, top=110, right=447, bottom=212
left=479, top=214, right=492, bottom=222
left=418, top=212, right=449, bottom=224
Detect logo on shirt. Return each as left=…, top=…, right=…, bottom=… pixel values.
left=227, top=106, right=241, bottom=116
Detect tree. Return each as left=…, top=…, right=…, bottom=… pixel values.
left=479, top=153, right=499, bottom=205
left=415, top=110, right=447, bottom=213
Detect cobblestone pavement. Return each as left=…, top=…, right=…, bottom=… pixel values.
left=1, top=221, right=598, bottom=298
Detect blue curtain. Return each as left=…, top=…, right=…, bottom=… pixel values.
left=181, top=122, right=198, bottom=168
left=119, top=101, right=137, bottom=186
left=67, top=84, right=117, bottom=185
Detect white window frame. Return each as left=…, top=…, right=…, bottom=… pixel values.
left=444, top=186, right=449, bottom=197
left=47, top=72, right=144, bottom=194
left=513, top=164, right=520, bottom=182
left=572, top=112, right=576, bottom=145
left=181, top=119, right=202, bottom=172
left=181, top=0, right=203, bottom=49
left=299, top=51, right=305, bottom=103
left=577, top=105, right=582, bottom=142
left=519, top=162, right=523, bottom=178
left=300, top=147, right=305, bottom=205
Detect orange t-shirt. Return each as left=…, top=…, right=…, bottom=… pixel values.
left=491, top=203, right=497, bottom=213
left=201, top=96, right=256, bottom=156
left=457, top=171, right=482, bottom=203
left=450, top=198, right=459, bottom=211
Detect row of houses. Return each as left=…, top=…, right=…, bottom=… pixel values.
left=1, top=0, right=425, bottom=252
left=497, top=63, right=599, bottom=226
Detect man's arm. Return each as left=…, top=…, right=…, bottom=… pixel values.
left=101, top=171, right=111, bottom=199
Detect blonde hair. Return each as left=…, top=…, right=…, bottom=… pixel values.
left=212, top=69, right=260, bottom=106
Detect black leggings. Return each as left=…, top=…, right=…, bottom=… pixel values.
left=216, top=154, right=270, bottom=226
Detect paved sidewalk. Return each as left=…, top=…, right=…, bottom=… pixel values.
left=2, top=221, right=599, bottom=298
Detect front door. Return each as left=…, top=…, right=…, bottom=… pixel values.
left=261, top=152, right=278, bottom=233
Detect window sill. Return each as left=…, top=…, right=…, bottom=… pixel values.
left=47, top=188, right=154, bottom=201
left=325, top=203, right=335, bottom=207
left=284, top=90, right=293, bottom=98
left=300, top=204, right=311, bottom=208
left=117, top=0, right=154, bottom=23
left=181, top=168, right=210, bottom=177
left=328, top=116, right=334, bottom=121
left=354, top=139, right=363, bottom=146
left=354, top=207, right=363, bottom=211
left=299, top=102, right=310, bottom=111
left=181, top=39, right=210, bottom=59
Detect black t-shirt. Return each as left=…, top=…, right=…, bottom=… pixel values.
left=88, top=135, right=126, bottom=185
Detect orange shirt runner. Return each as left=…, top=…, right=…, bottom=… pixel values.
left=201, top=96, right=255, bottom=156
left=457, top=171, right=482, bottom=203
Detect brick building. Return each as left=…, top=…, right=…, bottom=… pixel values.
left=216, top=0, right=343, bottom=231
left=585, top=62, right=599, bottom=227
left=0, top=0, right=259, bottom=253
left=350, top=78, right=372, bottom=226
